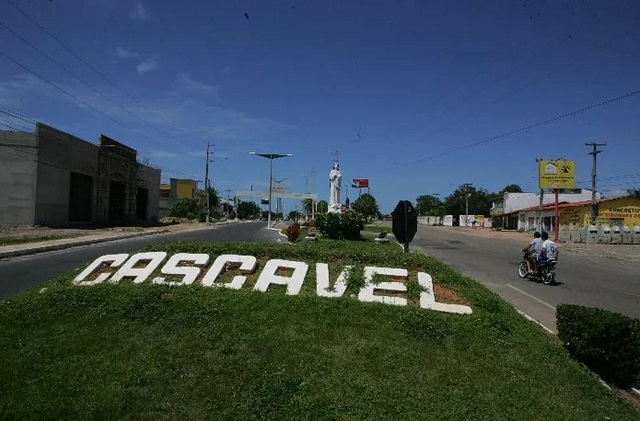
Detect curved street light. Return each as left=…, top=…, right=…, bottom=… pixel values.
left=249, top=152, right=293, bottom=228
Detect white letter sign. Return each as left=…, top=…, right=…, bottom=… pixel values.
left=109, top=252, right=167, bottom=284
left=202, top=254, right=257, bottom=289
left=418, top=272, right=472, bottom=314
left=254, top=259, right=308, bottom=295
left=73, top=253, right=129, bottom=286
left=315, top=263, right=350, bottom=298
left=358, top=267, right=408, bottom=306
left=152, top=253, right=210, bottom=286
left=72, top=252, right=472, bottom=315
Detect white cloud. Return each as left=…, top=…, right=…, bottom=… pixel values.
left=115, top=47, right=139, bottom=59
left=130, top=1, right=149, bottom=21
left=137, top=58, right=158, bottom=74
left=177, top=72, right=220, bottom=97
left=0, top=74, right=57, bottom=109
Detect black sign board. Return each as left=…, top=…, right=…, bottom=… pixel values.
left=392, top=200, right=418, bottom=252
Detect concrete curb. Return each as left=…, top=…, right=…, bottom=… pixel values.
left=0, top=230, right=171, bottom=259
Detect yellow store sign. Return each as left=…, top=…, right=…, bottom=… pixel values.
left=538, top=160, right=575, bottom=189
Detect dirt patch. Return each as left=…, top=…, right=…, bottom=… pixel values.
left=561, top=243, right=640, bottom=263
left=434, top=283, right=469, bottom=305
left=618, top=389, right=640, bottom=411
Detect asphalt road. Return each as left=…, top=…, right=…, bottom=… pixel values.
left=412, top=226, right=640, bottom=332
left=0, top=221, right=281, bottom=299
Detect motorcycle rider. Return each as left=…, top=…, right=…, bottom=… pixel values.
left=540, top=232, right=558, bottom=262
left=522, top=231, right=543, bottom=274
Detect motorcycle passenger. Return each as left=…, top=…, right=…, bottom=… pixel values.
left=540, top=232, right=558, bottom=262
left=522, top=231, right=543, bottom=274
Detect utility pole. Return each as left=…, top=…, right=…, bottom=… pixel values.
left=585, top=142, right=606, bottom=225
left=462, top=183, right=472, bottom=227
left=535, top=157, right=544, bottom=232
left=205, top=143, right=211, bottom=223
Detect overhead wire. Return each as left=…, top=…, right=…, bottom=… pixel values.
left=0, top=106, right=37, bottom=124
left=0, top=49, right=122, bottom=125
left=381, top=88, right=640, bottom=173
left=4, top=0, right=199, bottom=141
left=425, top=28, right=637, bottom=141
left=403, top=2, right=627, bottom=145
left=0, top=21, right=198, bottom=151
left=0, top=117, right=200, bottom=179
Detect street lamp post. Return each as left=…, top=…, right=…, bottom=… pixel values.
left=249, top=152, right=293, bottom=229
left=224, top=189, right=232, bottom=219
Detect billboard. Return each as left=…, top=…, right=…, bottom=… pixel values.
left=352, top=178, right=369, bottom=188
left=538, top=159, right=575, bottom=189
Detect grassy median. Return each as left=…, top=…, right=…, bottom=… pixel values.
left=0, top=240, right=637, bottom=419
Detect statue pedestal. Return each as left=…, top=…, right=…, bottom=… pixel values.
left=328, top=203, right=342, bottom=214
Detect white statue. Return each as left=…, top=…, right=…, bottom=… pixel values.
left=329, top=161, right=342, bottom=213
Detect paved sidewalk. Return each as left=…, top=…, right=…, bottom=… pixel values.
left=0, top=223, right=219, bottom=259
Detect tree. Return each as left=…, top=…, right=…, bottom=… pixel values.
left=207, top=187, right=220, bottom=210
left=443, top=184, right=493, bottom=217
left=627, top=189, right=640, bottom=198
left=316, top=200, right=329, bottom=214
left=501, top=184, right=523, bottom=193
left=301, top=199, right=313, bottom=216
left=500, top=184, right=522, bottom=193
left=236, top=200, right=261, bottom=219
left=168, top=198, right=205, bottom=221
left=416, top=194, right=443, bottom=216
left=287, top=210, right=303, bottom=221
left=352, top=193, right=380, bottom=222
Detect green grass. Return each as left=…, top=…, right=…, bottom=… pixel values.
left=362, top=225, right=389, bottom=234
left=0, top=234, right=83, bottom=246
left=0, top=240, right=637, bottom=419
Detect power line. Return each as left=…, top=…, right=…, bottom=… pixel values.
left=0, top=120, right=34, bottom=134
left=0, top=49, right=199, bottom=155
left=0, top=107, right=203, bottom=180
left=425, top=28, right=637, bottom=141
left=382, top=88, right=640, bottom=173
left=0, top=121, right=201, bottom=179
left=0, top=49, right=121, bottom=125
left=0, top=20, right=198, bottom=151
left=5, top=0, right=197, bottom=141
left=0, top=106, right=37, bottom=124
left=576, top=171, right=640, bottom=185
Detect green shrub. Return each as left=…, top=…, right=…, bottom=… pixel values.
left=316, top=213, right=364, bottom=240
left=286, top=223, right=301, bottom=242
left=556, top=304, right=640, bottom=388
left=169, top=198, right=206, bottom=221
left=340, top=212, right=364, bottom=240
left=316, top=213, right=341, bottom=239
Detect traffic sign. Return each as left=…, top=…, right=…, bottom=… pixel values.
left=392, top=200, right=418, bottom=252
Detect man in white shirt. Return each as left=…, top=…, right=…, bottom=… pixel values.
left=540, top=232, right=558, bottom=261
left=523, top=231, right=543, bottom=274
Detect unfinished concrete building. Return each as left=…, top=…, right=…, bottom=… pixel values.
left=0, top=122, right=160, bottom=227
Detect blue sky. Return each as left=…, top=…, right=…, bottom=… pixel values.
left=1, top=0, right=639, bottom=213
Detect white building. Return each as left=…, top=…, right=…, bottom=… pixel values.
left=490, top=189, right=598, bottom=231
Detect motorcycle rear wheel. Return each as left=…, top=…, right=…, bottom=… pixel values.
left=541, top=267, right=555, bottom=285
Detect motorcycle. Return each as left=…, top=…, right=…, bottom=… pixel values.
left=518, top=250, right=557, bottom=285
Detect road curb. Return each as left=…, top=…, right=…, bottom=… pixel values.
left=0, top=230, right=172, bottom=259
